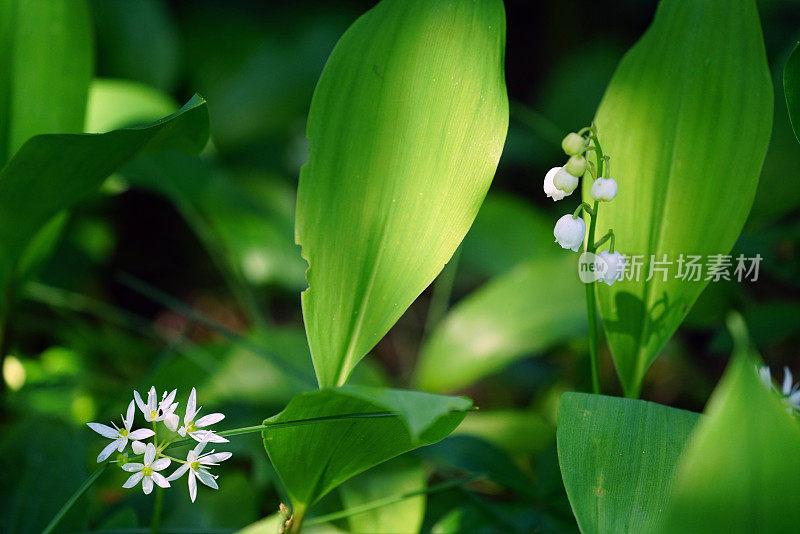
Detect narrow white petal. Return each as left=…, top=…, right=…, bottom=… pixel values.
left=196, top=469, right=218, bottom=489
left=193, top=438, right=209, bottom=456
left=134, top=390, right=147, bottom=414
left=167, top=462, right=191, bottom=481
left=202, top=452, right=232, bottom=464
left=177, top=427, right=187, bottom=437
left=147, top=386, right=157, bottom=412
left=783, top=367, right=794, bottom=396
left=142, top=476, right=154, bottom=494
left=144, top=442, right=157, bottom=465
left=160, top=389, right=177, bottom=410
left=131, top=440, right=148, bottom=455
left=203, top=431, right=229, bottom=444
left=116, top=437, right=127, bottom=452
left=151, top=458, right=171, bottom=471
left=87, top=422, right=119, bottom=439
left=97, top=440, right=120, bottom=462
left=188, top=471, right=198, bottom=502
left=196, top=413, right=225, bottom=428
left=151, top=471, right=171, bottom=488
left=124, top=400, right=136, bottom=430
left=128, top=428, right=155, bottom=440
left=122, top=462, right=144, bottom=472
left=186, top=387, right=197, bottom=423
left=123, top=471, right=144, bottom=488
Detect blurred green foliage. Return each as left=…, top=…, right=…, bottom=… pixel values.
left=1, top=0, right=799, bottom=532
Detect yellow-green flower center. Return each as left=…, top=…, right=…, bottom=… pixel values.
left=119, top=428, right=128, bottom=437
left=142, top=466, right=153, bottom=476
left=190, top=461, right=200, bottom=471
left=150, top=410, right=158, bottom=419
left=186, top=421, right=198, bottom=432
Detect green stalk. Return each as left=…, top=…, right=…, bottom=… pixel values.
left=304, top=476, right=482, bottom=526
left=585, top=132, right=605, bottom=395
left=41, top=463, right=108, bottom=534
left=151, top=487, right=164, bottom=534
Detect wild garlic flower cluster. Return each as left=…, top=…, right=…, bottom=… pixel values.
left=758, top=366, right=800, bottom=413
left=87, top=387, right=232, bottom=502
left=545, top=127, right=624, bottom=286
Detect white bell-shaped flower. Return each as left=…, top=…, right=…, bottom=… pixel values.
left=543, top=167, right=568, bottom=201
left=553, top=168, right=579, bottom=194
left=554, top=215, right=586, bottom=252
left=590, top=177, right=618, bottom=202
left=595, top=250, right=626, bottom=285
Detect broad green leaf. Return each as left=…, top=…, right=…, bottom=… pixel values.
left=557, top=392, right=699, bottom=534
left=296, top=0, right=509, bottom=387
left=415, top=255, right=585, bottom=392
left=783, top=41, right=800, bottom=144
left=452, top=410, right=554, bottom=456
left=339, top=456, right=426, bottom=533
left=0, top=0, right=93, bottom=165
left=85, top=78, right=177, bottom=133
left=655, top=324, right=800, bottom=532
left=0, top=95, right=209, bottom=312
left=262, top=386, right=471, bottom=513
left=586, top=0, right=773, bottom=396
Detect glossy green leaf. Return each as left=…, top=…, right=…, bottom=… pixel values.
left=85, top=78, right=177, bottom=133
left=655, top=324, right=800, bottom=532
left=586, top=0, right=773, bottom=396
left=415, top=255, right=585, bottom=392
left=339, top=456, right=426, bottom=533
left=296, top=0, right=509, bottom=387
left=0, top=0, right=93, bottom=165
left=783, top=41, right=800, bottom=144
left=557, top=392, right=699, bottom=534
left=0, top=95, right=209, bottom=311
left=262, top=386, right=471, bottom=513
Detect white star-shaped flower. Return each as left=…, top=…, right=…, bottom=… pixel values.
left=167, top=438, right=232, bottom=502
left=87, top=400, right=155, bottom=462
left=134, top=386, right=177, bottom=422
left=122, top=442, right=171, bottom=494
left=178, top=387, right=228, bottom=443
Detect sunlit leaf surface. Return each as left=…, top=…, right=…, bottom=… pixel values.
left=0, top=0, right=93, bottom=165
left=262, top=386, right=470, bottom=511
left=586, top=0, right=773, bottom=395
left=296, top=0, right=509, bottom=387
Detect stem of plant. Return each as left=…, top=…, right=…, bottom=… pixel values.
left=585, top=131, right=604, bottom=395
left=151, top=486, right=164, bottom=534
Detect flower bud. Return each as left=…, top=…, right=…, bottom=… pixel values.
left=131, top=440, right=148, bottom=455
left=595, top=250, right=626, bottom=285
left=561, top=132, right=587, bottom=156
left=590, top=177, right=618, bottom=201
left=165, top=413, right=180, bottom=432
left=553, top=168, right=579, bottom=194
left=554, top=214, right=586, bottom=252
left=544, top=167, right=568, bottom=201
left=564, top=155, right=587, bottom=177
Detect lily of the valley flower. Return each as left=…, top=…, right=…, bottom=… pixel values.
left=87, top=400, right=155, bottom=462
left=553, top=167, right=579, bottom=194
left=134, top=386, right=178, bottom=422
left=167, top=438, right=232, bottom=502
left=561, top=132, right=587, bottom=156
left=122, top=442, right=171, bottom=494
left=554, top=214, right=586, bottom=252
left=590, top=177, right=619, bottom=202
left=544, top=167, right=568, bottom=201
left=595, top=250, right=626, bottom=286
left=179, top=388, right=228, bottom=443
